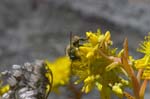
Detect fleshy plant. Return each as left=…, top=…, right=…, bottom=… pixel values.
left=0, top=30, right=150, bottom=99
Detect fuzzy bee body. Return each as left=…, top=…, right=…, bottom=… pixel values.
left=66, top=34, right=86, bottom=60
left=67, top=45, right=80, bottom=60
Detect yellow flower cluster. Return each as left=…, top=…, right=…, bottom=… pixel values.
left=70, top=30, right=129, bottom=98
left=137, top=33, right=150, bottom=55
left=45, top=56, right=71, bottom=92
left=135, top=34, right=150, bottom=79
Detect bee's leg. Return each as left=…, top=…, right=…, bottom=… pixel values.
left=79, top=37, right=88, bottom=41
left=78, top=38, right=88, bottom=47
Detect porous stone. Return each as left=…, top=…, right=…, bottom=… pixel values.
left=2, top=60, right=51, bottom=99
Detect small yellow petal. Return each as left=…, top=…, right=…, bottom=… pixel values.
left=86, top=32, right=99, bottom=46
left=104, top=31, right=111, bottom=41
left=142, top=69, right=150, bottom=79
left=135, top=56, right=150, bottom=69
left=95, top=82, right=102, bottom=91
left=83, top=84, right=93, bottom=93
left=112, top=83, right=123, bottom=97
left=79, top=47, right=92, bottom=55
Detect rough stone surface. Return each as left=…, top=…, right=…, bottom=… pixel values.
left=1, top=60, right=50, bottom=99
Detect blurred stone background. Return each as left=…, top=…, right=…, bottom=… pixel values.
left=0, top=0, right=150, bottom=99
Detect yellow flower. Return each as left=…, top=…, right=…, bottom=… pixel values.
left=71, top=30, right=128, bottom=96
left=82, top=75, right=102, bottom=93
left=142, top=69, right=150, bottom=79
left=135, top=33, right=150, bottom=69
left=135, top=33, right=150, bottom=79
left=137, top=58, right=150, bottom=80
left=135, top=55, right=150, bottom=69
left=45, top=56, right=71, bottom=91
left=137, top=33, right=150, bottom=55
left=0, top=77, right=10, bottom=96
left=86, top=31, right=99, bottom=46
left=112, top=83, right=123, bottom=97
left=79, top=46, right=93, bottom=57
left=0, top=84, right=10, bottom=96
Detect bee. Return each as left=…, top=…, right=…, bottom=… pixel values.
left=66, top=32, right=86, bottom=60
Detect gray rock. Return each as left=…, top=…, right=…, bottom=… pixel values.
left=18, top=87, right=28, bottom=94
left=12, top=65, right=21, bottom=70
left=7, top=76, right=17, bottom=87
left=2, top=93, right=10, bottom=99
left=12, top=70, right=22, bottom=77
left=2, top=60, right=52, bottom=99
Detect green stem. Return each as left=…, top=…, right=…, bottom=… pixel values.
left=100, top=85, right=111, bottom=99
